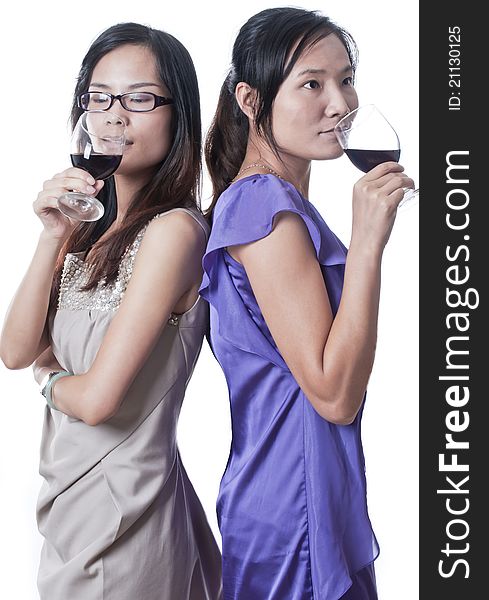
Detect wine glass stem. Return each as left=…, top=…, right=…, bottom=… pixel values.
left=398, top=187, right=419, bottom=209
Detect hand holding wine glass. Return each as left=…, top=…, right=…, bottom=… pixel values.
left=57, top=110, right=126, bottom=221
left=334, top=104, right=419, bottom=209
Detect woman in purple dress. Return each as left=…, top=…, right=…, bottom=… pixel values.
left=200, top=7, right=414, bottom=600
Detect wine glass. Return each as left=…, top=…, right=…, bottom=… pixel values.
left=334, top=104, right=419, bottom=208
left=57, top=110, right=126, bottom=221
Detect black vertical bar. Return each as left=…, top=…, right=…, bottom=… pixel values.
left=419, top=3, right=485, bottom=598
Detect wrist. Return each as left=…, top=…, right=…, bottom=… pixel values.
left=40, top=370, right=72, bottom=411
left=347, top=237, right=383, bottom=266
left=38, top=230, right=66, bottom=251
left=35, top=366, right=53, bottom=386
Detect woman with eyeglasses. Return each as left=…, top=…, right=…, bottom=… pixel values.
left=0, top=22, right=222, bottom=600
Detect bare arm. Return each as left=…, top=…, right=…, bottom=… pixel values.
left=0, top=234, right=62, bottom=369
left=0, top=167, right=102, bottom=369
left=48, top=212, right=206, bottom=426
left=229, top=162, right=413, bottom=425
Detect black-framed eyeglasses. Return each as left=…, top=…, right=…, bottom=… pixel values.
left=77, top=91, right=175, bottom=113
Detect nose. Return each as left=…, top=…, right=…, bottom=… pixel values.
left=105, top=113, right=124, bottom=124
left=105, top=109, right=127, bottom=127
left=324, top=86, right=355, bottom=119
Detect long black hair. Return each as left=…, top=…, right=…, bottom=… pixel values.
left=51, top=22, right=201, bottom=303
left=204, top=7, right=357, bottom=215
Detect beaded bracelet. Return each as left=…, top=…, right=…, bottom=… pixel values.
left=41, top=370, right=72, bottom=411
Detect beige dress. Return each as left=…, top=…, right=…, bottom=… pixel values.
left=37, top=208, right=222, bottom=600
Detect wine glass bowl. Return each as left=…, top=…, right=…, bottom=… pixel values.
left=57, top=110, right=126, bottom=221
left=334, top=104, right=418, bottom=207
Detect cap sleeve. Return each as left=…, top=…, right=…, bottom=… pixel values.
left=198, top=174, right=347, bottom=367
left=200, top=174, right=346, bottom=302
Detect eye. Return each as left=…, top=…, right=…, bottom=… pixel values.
left=128, top=93, right=152, bottom=104
left=343, top=76, right=354, bottom=86
left=303, top=80, right=321, bottom=90
left=89, top=93, right=109, bottom=104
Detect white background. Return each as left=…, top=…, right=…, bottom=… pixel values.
left=0, top=1, right=418, bottom=598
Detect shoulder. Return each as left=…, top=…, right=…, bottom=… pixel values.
left=205, top=174, right=318, bottom=251
left=210, top=174, right=311, bottom=241
left=126, top=209, right=206, bottom=275
left=148, top=207, right=207, bottom=235
left=143, top=209, right=207, bottom=249
left=214, top=174, right=306, bottom=221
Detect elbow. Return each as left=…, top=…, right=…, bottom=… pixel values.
left=0, top=348, right=31, bottom=370
left=0, top=332, right=36, bottom=370
left=80, top=396, right=121, bottom=427
left=48, top=374, right=121, bottom=426
left=81, top=411, right=103, bottom=427
left=319, top=404, right=358, bottom=426
left=327, top=409, right=358, bottom=426
left=303, top=370, right=365, bottom=425
left=309, top=389, right=360, bottom=426
left=82, top=409, right=112, bottom=427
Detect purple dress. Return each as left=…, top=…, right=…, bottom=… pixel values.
left=199, top=174, right=379, bottom=600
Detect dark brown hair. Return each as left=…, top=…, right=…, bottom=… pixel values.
left=51, top=22, right=201, bottom=306
left=204, top=7, right=357, bottom=217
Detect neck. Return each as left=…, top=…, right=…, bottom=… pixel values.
left=241, top=137, right=311, bottom=198
left=113, top=169, right=153, bottom=223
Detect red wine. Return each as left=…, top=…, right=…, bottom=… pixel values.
left=345, top=149, right=400, bottom=173
left=71, top=153, right=122, bottom=180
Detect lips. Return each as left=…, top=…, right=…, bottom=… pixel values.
left=320, top=124, right=341, bottom=134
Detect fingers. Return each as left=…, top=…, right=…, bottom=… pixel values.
left=45, top=167, right=101, bottom=197
left=34, top=167, right=105, bottom=225
left=33, top=194, right=62, bottom=220
left=362, top=161, right=404, bottom=182
left=94, top=180, right=105, bottom=194
left=377, top=173, right=415, bottom=197
left=34, top=194, right=64, bottom=212
left=53, top=167, right=95, bottom=185
left=43, top=176, right=96, bottom=196
left=354, top=174, right=407, bottom=204
left=357, top=162, right=414, bottom=206
left=351, top=162, right=415, bottom=250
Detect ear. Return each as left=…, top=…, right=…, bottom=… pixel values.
left=235, top=82, right=257, bottom=120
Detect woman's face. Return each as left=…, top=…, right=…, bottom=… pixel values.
left=271, top=33, right=358, bottom=163
left=88, top=44, right=173, bottom=177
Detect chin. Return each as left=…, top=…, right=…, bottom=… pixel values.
left=311, top=148, right=344, bottom=161
left=329, top=147, right=345, bottom=160
left=311, top=138, right=344, bottom=160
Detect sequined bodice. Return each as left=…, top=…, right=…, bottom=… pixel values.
left=58, top=214, right=179, bottom=324
left=59, top=220, right=148, bottom=312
